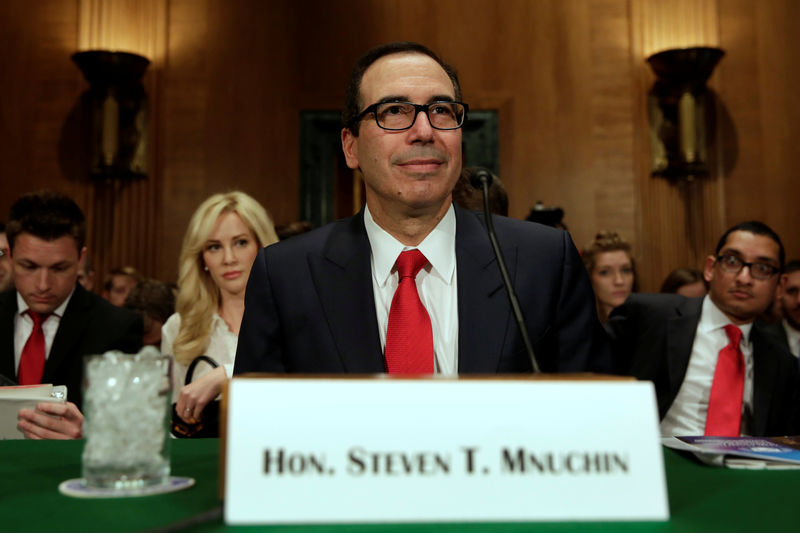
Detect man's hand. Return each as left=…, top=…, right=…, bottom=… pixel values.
left=176, top=366, right=227, bottom=423
left=18, top=401, right=84, bottom=440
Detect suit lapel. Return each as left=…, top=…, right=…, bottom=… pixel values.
left=664, top=297, right=703, bottom=410
left=750, top=326, right=776, bottom=436
left=0, top=291, right=18, bottom=380
left=455, top=207, right=511, bottom=373
left=42, top=284, right=89, bottom=384
left=310, top=214, right=385, bottom=373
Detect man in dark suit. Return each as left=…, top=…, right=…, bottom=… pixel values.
left=2, top=191, right=142, bottom=439
left=607, top=221, right=799, bottom=437
left=765, top=260, right=800, bottom=360
left=234, top=42, right=610, bottom=377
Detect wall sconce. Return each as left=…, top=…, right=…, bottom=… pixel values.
left=72, top=50, right=150, bottom=180
left=646, top=47, right=724, bottom=181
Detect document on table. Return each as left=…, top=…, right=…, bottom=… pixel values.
left=662, top=435, right=800, bottom=469
left=0, top=384, right=67, bottom=439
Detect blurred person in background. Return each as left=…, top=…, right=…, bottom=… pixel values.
left=161, top=191, right=278, bottom=425
left=660, top=267, right=707, bottom=298
left=451, top=166, right=508, bottom=216
left=102, top=266, right=140, bottom=306
left=766, top=260, right=800, bottom=359
left=275, top=221, right=313, bottom=240
left=0, top=222, right=12, bottom=292
left=582, top=231, right=636, bottom=322
left=76, top=258, right=95, bottom=292
left=124, top=278, right=176, bottom=347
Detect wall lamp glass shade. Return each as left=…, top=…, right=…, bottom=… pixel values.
left=72, top=50, right=150, bottom=180
left=646, top=47, right=725, bottom=180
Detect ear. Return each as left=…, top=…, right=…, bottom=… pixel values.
left=703, top=255, right=716, bottom=283
left=78, top=246, right=87, bottom=267
left=778, top=273, right=789, bottom=293
left=341, top=128, right=360, bottom=170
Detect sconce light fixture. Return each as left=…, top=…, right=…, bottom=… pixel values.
left=72, top=50, right=150, bottom=180
left=646, top=47, right=724, bottom=180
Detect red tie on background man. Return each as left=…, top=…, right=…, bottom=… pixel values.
left=385, top=250, right=434, bottom=374
left=18, top=311, right=48, bottom=385
left=705, top=324, right=745, bottom=436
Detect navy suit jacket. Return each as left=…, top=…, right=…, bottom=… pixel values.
left=606, top=294, right=800, bottom=436
left=234, top=205, right=611, bottom=375
left=0, top=284, right=143, bottom=409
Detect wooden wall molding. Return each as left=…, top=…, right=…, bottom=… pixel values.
left=76, top=0, right=168, bottom=283
left=629, top=0, right=726, bottom=290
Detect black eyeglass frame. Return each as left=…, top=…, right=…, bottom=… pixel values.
left=715, top=253, right=781, bottom=280
left=353, top=101, right=469, bottom=131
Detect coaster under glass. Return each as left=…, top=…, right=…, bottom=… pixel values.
left=59, top=476, right=195, bottom=498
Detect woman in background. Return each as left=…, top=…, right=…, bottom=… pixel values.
left=582, top=231, right=636, bottom=322
left=162, top=191, right=278, bottom=424
left=660, top=267, right=707, bottom=298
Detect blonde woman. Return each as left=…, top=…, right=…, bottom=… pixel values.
left=582, top=231, right=637, bottom=322
left=161, top=191, right=278, bottom=424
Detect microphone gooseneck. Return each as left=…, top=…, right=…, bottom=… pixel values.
left=471, top=168, right=541, bottom=373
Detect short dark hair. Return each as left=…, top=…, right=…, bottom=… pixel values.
left=124, top=278, right=175, bottom=324
left=660, top=267, right=706, bottom=293
left=6, top=191, right=86, bottom=252
left=0, top=222, right=6, bottom=233
left=784, top=260, right=800, bottom=275
left=342, top=41, right=462, bottom=136
left=452, top=167, right=508, bottom=216
left=715, top=221, right=785, bottom=270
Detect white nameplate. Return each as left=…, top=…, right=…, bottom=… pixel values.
left=224, top=377, right=668, bottom=524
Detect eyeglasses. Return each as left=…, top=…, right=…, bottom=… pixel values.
left=716, top=253, right=780, bottom=280
left=355, top=101, right=468, bottom=131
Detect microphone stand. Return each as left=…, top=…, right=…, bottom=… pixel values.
left=472, top=169, right=541, bottom=373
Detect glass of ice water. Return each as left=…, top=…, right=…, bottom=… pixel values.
left=82, top=347, right=172, bottom=489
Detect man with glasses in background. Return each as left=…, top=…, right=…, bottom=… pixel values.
left=235, top=41, right=610, bottom=377
left=607, top=221, right=799, bottom=437
left=769, top=260, right=800, bottom=360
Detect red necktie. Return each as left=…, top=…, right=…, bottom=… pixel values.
left=18, top=311, right=48, bottom=385
left=385, top=250, right=434, bottom=374
left=705, top=324, right=745, bottom=436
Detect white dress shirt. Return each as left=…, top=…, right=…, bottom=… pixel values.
left=364, top=204, right=459, bottom=375
left=161, top=312, right=238, bottom=401
left=13, top=289, right=75, bottom=376
left=661, top=296, right=754, bottom=437
left=782, top=320, right=800, bottom=358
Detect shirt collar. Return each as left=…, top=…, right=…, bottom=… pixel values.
left=364, top=203, right=457, bottom=287
left=700, top=295, right=753, bottom=341
left=16, top=286, right=75, bottom=319
left=783, top=319, right=800, bottom=342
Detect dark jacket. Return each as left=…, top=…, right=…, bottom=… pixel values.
left=0, top=283, right=143, bottom=409
left=606, top=293, right=800, bottom=436
left=235, top=205, right=612, bottom=375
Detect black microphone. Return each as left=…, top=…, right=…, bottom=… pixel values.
left=471, top=168, right=541, bottom=373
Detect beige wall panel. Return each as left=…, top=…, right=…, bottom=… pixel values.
left=158, top=0, right=299, bottom=281
left=4, top=0, right=799, bottom=291
left=718, top=0, right=800, bottom=262
left=0, top=0, right=85, bottom=217
left=630, top=0, right=725, bottom=290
